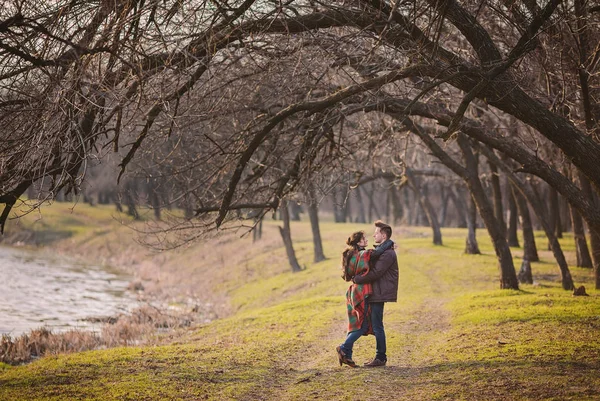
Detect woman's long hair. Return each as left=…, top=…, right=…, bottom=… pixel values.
left=342, top=231, right=365, bottom=271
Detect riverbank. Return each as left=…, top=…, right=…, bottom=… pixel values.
left=1, top=202, right=243, bottom=317
left=0, top=202, right=235, bottom=362
left=1, top=202, right=600, bottom=400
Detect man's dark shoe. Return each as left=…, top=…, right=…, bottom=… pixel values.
left=335, top=346, right=357, bottom=368
left=364, top=358, right=386, bottom=367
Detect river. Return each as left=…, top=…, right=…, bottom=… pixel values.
left=1, top=245, right=138, bottom=337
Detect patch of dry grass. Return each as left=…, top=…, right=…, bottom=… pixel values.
left=0, top=304, right=209, bottom=365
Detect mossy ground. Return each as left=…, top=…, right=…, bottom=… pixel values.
left=1, top=204, right=599, bottom=400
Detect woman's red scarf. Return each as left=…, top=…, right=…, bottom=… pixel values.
left=342, top=249, right=373, bottom=334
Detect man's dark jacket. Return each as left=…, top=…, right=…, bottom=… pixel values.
left=353, top=246, right=398, bottom=302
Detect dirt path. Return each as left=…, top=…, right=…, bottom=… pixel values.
left=246, top=260, right=455, bottom=401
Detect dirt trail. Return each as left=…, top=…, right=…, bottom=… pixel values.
left=248, top=262, right=455, bottom=400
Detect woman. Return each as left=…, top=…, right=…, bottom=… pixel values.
left=336, top=230, right=393, bottom=367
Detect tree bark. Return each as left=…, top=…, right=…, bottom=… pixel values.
left=577, top=171, right=600, bottom=288
left=518, top=259, right=533, bottom=284
left=406, top=168, right=442, bottom=245
left=289, top=201, right=302, bottom=221
left=307, top=202, right=326, bottom=263
left=411, top=189, right=422, bottom=225
left=465, top=193, right=481, bottom=255
left=449, top=186, right=468, bottom=228
left=456, top=136, right=518, bottom=289
left=279, top=199, right=302, bottom=272
left=385, top=187, right=391, bottom=223
left=401, top=119, right=516, bottom=288
left=549, top=186, right=562, bottom=239
left=381, top=98, right=600, bottom=236
left=480, top=147, right=573, bottom=290
left=147, top=177, right=161, bottom=221
left=307, top=187, right=326, bottom=263
left=183, top=194, right=194, bottom=220
left=333, top=185, right=349, bottom=223
left=512, top=186, right=539, bottom=262
left=569, top=204, right=593, bottom=268
left=507, top=182, right=520, bottom=247
left=366, top=182, right=380, bottom=222
left=252, top=219, right=263, bottom=243
left=488, top=159, right=506, bottom=237
left=124, top=180, right=139, bottom=220
left=560, top=195, right=571, bottom=232
left=388, top=185, right=404, bottom=225
left=591, top=230, right=600, bottom=290
left=332, top=188, right=343, bottom=223
left=354, top=186, right=367, bottom=224
left=402, top=187, right=412, bottom=225
left=439, top=185, right=450, bottom=227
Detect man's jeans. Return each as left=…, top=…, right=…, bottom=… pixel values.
left=340, top=302, right=386, bottom=361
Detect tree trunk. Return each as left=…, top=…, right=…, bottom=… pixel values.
left=289, top=202, right=302, bottom=221
left=439, top=185, right=450, bottom=227
left=591, top=230, right=600, bottom=290
left=577, top=171, right=600, bottom=288
left=449, top=186, right=468, bottom=228
left=532, top=181, right=550, bottom=230
left=344, top=191, right=352, bottom=223
left=124, top=180, right=139, bottom=220
left=573, top=0, right=600, bottom=288
left=307, top=186, right=326, bottom=263
left=569, top=204, right=593, bottom=268
left=114, top=192, right=123, bottom=213
left=400, top=119, right=517, bottom=288
left=549, top=186, right=563, bottom=239
left=385, top=187, right=391, bottom=223
left=354, top=186, right=367, bottom=224
left=406, top=168, right=442, bottom=245
left=252, top=219, right=263, bottom=243
left=488, top=158, right=506, bottom=237
left=560, top=194, right=571, bottom=232
left=507, top=183, right=520, bottom=247
left=512, top=186, right=539, bottom=262
left=366, top=182, right=380, bottom=222
left=279, top=199, right=302, bottom=272
left=465, top=193, right=481, bottom=255
left=148, top=178, right=161, bottom=221
left=518, top=259, right=533, bottom=284
left=307, top=202, right=326, bottom=262
left=332, top=188, right=343, bottom=223
left=401, top=119, right=516, bottom=287
left=480, top=147, right=573, bottom=290
left=388, top=184, right=404, bottom=225
left=27, top=184, right=36, bottom=200
left=333, top=185, right=349, bottom=223
left=457, top=136, right=518, bottom=289
left=410, top=188, right=421, bottom=225
left=401, top=186, right=411, bottom=225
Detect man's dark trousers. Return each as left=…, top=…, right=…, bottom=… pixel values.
left=370, top=302, right=386, bottom=361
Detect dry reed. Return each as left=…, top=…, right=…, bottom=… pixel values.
left=1, top=304, right=206, bottom=365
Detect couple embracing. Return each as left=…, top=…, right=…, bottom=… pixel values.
left=336, top=220, right=399, bottom=368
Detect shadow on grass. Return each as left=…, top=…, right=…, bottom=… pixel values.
left=355, top=359, right=600, bottom=400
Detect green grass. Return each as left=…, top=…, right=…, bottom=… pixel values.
left=5, top=201, right=138, bottom=246
left=1, top=204, right=599, bottom=400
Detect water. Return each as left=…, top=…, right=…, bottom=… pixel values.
left=0, top=245, right=138, bottom=337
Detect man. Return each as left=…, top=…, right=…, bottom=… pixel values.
left=352, top=220, right=399, bottom=367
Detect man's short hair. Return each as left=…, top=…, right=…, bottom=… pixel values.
left=374, top=220, right=392, bottom=239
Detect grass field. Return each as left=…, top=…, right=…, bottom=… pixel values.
left=1, top=203, right=599, bottom=400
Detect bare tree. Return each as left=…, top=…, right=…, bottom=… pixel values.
left=3, top=0, right=600, bottom=288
